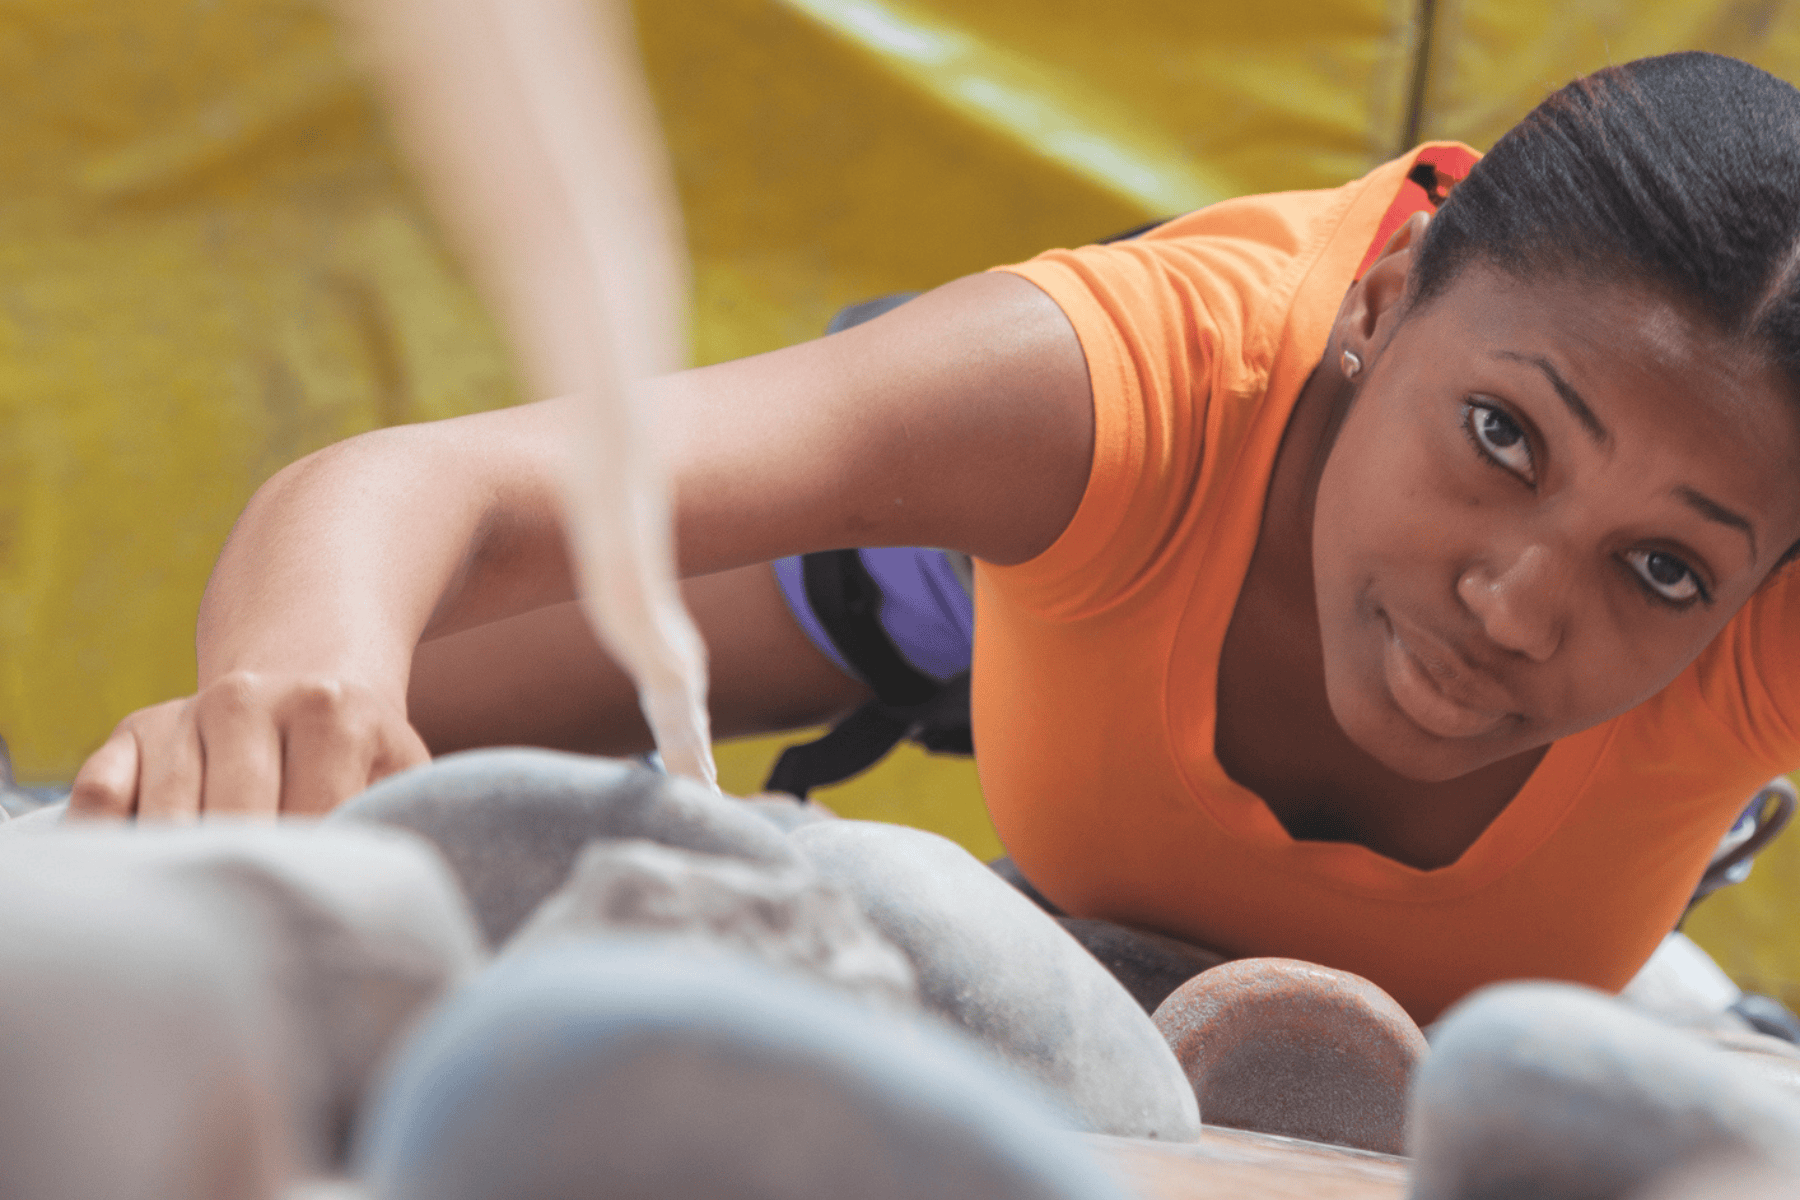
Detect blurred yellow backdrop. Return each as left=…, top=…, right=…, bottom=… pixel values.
left=2, top=0, right=1798, bottom=988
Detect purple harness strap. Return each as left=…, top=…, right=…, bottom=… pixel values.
left=773, top=548, right=974, bottom=684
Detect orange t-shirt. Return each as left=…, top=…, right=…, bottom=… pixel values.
left=979, top=145, right=1800, bottom=1023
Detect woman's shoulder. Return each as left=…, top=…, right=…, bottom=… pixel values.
left=979, top=148, right=1481, bottom=618
left=997, top=144, right=1480, bottom=382
left=1000, top=184, right=1353, bottom=353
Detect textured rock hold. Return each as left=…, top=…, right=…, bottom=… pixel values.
left=0, top=782, right=63, bottom=820
left=1409, top=982, right=1800, bottom=1200
left=1726, top=1048, right=1800, bottom=1100
left=792, top=820, right=1201, bottom=1141
left=1619, top=931, right=1748, bottom=1034
left=1702, top=1027, right=1800, bottom=1098
left=1707, top=1027, right=1800, bottom=1060
left=1631, top=1155, right=1800, bottom=1200
left=0, top=796, right=67, bottom=831
left=738, top=792, right=840, bottom=833
left=0, top=861, right=293, bottom=1200
left=329, top=749, right=798, bottom=946
left=0, top=822, right=484, bottom=1167
left=505, top=838, right=918, bottom=1008
left=1729, top=992, right=1800, bottom=1044
left=1057, top=917, right=1228, bottom=1014
left=1151, top=956, right=1427, bottom=1154
left=356, top=942, right=1131, bottom=1200
left=284, top=1183, right=371, bottom=1200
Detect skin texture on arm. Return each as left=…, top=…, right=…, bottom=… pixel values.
left=410, top=272, right=1098, bottom=756
left=69, top=270, right=1093, bottom=818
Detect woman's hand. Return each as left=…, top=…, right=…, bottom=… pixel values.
left=68, top=671, right=429, bottom=820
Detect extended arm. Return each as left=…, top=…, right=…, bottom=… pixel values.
left=69, top=270, right=1093, bottom=817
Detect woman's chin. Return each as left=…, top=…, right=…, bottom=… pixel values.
left=1328, top=685, right=1525, bottom=784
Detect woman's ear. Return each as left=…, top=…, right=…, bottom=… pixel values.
left=1342, top=211, right=1429, bottom=354
left=1377, top=210, right=1430, bottom=261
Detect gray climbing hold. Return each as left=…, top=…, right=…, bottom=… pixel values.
left=1409, top=982, right=1800, bottom=1200
left=284, top=1182, right=371, bottom=1200
left=355, top=941, right=1132, bottom=1200
left=1620, top=932, right=1747, bottom=1034
left=0, top=822, right=483, bottom=1167
left=0, top=797, right=66, bottom=831
left=1725, top=1045, right=1800, bottom=1100
left=737, top=791, right=840, bottom=833
left=329, top=749, right=798, bottom=946
left=505, top=838, right=918, bottom=1008
left=1631, top=1155, right=1800, bottom=1200
left=0, top=860, right=293, bottom=1200
left=790, top=820, right=1201, bottom=1140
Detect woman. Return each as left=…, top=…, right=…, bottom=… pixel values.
left=70, top=52, right=1800, bottom=1021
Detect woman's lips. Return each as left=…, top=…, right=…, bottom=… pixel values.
left=1380, top=618, right=1513, bottom=740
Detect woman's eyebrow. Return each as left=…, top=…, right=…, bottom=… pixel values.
left=1675, top=485, right=1758, bottom=562
left=1493, top=350, right=1610, bottom=445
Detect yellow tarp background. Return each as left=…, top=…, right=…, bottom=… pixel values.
left=2, top=0, right=1797, bottom=993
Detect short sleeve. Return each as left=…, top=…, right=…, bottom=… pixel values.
left=987, top=232, right=1282, bottom=619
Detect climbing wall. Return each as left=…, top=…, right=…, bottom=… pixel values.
left=0, top=0, right=520, bottom=787
left=1, top=0, right=1797, bottom=989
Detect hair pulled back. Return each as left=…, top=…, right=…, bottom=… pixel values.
left=1411, top=52, right=1800, bottom=391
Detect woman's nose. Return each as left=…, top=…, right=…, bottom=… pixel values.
left=1456, top=543, right=1567, bottom=662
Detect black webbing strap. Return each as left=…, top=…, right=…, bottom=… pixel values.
left=764, top=673, right=973, bottom=798
left=764, top=702, right=912, bottom=799
left=764, top=549, right=971, bottom=797
left=801, top=549, right=938, bottom=707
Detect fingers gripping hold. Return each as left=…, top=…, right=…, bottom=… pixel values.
left=68, top=673, right=430, bottom=820
left=278, top=679, right=428, bottom=816
left=69, top=721, right=150, bottom=820
left=194, top=674, right=282, bottom=818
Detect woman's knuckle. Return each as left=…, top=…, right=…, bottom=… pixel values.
left=197, top=672, right=262, bottom=720
left=294, top=677, right=347, bottom=710
left=287, top=680, right=357, bottom=734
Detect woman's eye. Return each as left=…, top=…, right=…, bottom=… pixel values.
left=1624, top=548, right=1705, bottom=605
left=1465, top=402, right=1534, bottom=481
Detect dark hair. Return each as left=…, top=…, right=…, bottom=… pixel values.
left=1411, top=52, right=1800, bottom=394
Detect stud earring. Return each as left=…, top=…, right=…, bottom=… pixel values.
left=1341, top=349, right=1363, bottom=381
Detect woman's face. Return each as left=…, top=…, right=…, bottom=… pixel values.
left=1313, top=262, right=1800, bottom=783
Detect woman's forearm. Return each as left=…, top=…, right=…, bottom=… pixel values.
left=195, top=401, right=580, bottom=699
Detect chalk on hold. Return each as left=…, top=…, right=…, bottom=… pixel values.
left=1151, top=956, right=1427, bottom=1154
left=504, top=838, right=918, bottom=1009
